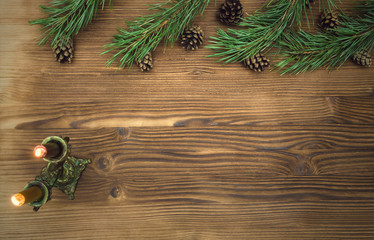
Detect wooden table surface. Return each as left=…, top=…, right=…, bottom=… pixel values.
left=1, top=0, right=374, bottom=239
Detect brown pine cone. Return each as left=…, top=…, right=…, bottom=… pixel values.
left=138, top=52, right=153, bottom=72
left=219, top=0, right=243, bottom=25
left=181, top=25, right=204, bottom=51
left=352, top=50, right=372, bottom=67
left=320, top=10, right=339, bottom=30
left=243, top=53, right=270, bottom=72
left=53, top=38, right=73, bottom=63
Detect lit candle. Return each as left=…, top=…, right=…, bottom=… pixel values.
left=11, top=186, right=43, bottom=207
left=34, top=142, right=61, bottom=158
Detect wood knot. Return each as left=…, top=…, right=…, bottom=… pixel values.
left=98, top=157, right=110, bottom=169
left=117, top=127, right=131, bottom=141
left=294, top=162, right=312, bottom=176
left=110, top=186, right=125, bottom=199
left=191, top=69, right=202, bottom=75
left=94, top=155, right=113, bottom=172
left=293, top=155, right=315, bottom=176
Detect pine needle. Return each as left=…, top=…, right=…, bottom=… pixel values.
left=276, top=2, right=374, bottom=74
left=103, top=0, right=210, bottom=70
left=206, top=0, right=337, bottom=63
left=30, top=0, right=110, bottom=47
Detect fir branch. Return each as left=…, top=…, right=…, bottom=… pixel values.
left=103, top=0, right=210, bottom=69
left=206, top=0, right=337, bottom=63
left=276, top=5, right=374, bottom=74
left=30, top=0, right=110, bottom=46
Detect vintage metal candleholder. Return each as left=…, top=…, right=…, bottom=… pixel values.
left=12, top=136, right=91, bottom=211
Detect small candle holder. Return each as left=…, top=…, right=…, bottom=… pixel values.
left=11, top=136, right=91, bottom=211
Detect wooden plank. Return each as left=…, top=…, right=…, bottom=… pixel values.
left=1, top=0, right=374, bottom=108
left=1, top=128, right=374, bottom=239
left=1, top=126, right=374, bottom=178
left=1, top=96, right=374, bottom=129
left=1, top=0, right=374, bottom=239
left=1, top=200, right=373, bottom=239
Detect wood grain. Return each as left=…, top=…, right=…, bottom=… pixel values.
left=2, top=126, right=374, bottom=178
left=1, top=1, right=374, bottom=106
left=1, top=0, right=374, bottom=239
left=1, top=128, right=374, bottom=239
left=1, top=96, right=374, bottom=129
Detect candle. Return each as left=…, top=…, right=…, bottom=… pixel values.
left=11, top=186, right=43, bottom=206
left=34, top=142, right=61, bottom=158
left=13, top=136, right=91, bottom=211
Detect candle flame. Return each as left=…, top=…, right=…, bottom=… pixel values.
left=34, top=145, right=47, bottom=158
left=11, top=194, right=25, bottom=206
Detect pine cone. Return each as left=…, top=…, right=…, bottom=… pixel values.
left=53, top=38, right=73, bottom=63
left=219, top=0, right=243, bottom=25
left=320, top=10, right=339, bottom=30
left=352, top=50, right=372, bottom=67
left=181, top=25, right=204, bottom=51
left=138, top=52, right=153, bottom=72
left=243, top=53, right=270, bottom=72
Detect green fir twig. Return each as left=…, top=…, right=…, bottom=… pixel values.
left=30, top=0, right=110, bottom=46
left=206, top=0, right=337, bottom=63
left=276, top=1, right=374, bottom=74
left=103, top=0, right=210, bottom=70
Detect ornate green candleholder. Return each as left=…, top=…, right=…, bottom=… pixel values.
left=11, top=136, right=91, bottom=211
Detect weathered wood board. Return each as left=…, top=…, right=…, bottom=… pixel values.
left=1, top=0, right=373, bottom=239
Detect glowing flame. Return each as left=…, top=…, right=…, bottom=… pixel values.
left=11, top=194, right=25, bottom=206
left=34, top=145, right=47, bottom=158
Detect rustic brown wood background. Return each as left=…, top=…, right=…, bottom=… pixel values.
left=1, top=0, right=374, bottom=239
